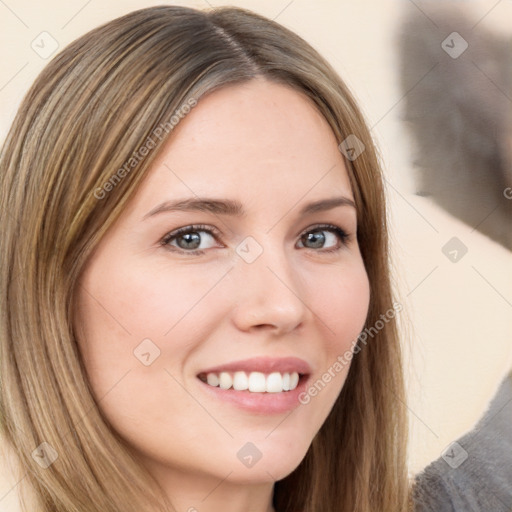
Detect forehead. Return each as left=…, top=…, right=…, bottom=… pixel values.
left=130, top=78, right=353, bottom=213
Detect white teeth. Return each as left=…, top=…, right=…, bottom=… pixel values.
left=248, top=372, right=266, bottom=392
left=219, top=372, right=232, bottom=389
left=290, top=372, right=299, bottom=390
left=233, top=371, right=249, bottom=391
left=201, top=371, right=301, bottom=393
left=266, top=372, right=283, bottom=393
left=282, top=373, right=290, bottom=391
left=207, top=373, right=219, bottom=387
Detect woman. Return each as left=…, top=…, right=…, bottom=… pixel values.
left=0, top=5, right=411, bottom=512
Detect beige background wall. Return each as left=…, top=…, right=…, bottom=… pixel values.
left=1, top=0, right=511, bottom=509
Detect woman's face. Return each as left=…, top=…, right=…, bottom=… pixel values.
left=74, top=78, right=370, bottom=495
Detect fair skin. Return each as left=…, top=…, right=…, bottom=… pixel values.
left=74, top=78, right=370, bottom=512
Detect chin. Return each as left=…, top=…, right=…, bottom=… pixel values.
left=227, top=459, right=303, bottom=484
left=224, top=440, right=311, bottom=484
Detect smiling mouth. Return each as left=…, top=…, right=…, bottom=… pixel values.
left=197, top=370, right=307, bottom=393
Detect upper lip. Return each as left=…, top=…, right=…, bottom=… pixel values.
left=197, top=356, right=312, bottom=376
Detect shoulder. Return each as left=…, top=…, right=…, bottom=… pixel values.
left=412, top=370, right=512, bottom=511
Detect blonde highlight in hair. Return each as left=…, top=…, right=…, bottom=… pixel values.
left=0, top=5, right=412, bottom=511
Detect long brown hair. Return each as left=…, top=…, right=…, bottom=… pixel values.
left=0, top=5, right=411, bottom=511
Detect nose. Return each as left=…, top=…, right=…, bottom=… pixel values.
left=229, top=240, right=309, bottom=335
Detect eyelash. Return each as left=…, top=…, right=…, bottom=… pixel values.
left=160, top=223, right=350, bottom=256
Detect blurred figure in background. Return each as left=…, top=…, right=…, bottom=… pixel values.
left=398, top=3, right=512, bottom=510
left=399, top=2, right=512, bottom=250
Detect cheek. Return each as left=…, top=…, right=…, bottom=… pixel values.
left=73, top=256, right=174, bottom=394
left=310, top=258, right=370, bottom=354
left=75, top=251, right=217, bottom=352
left=300, top=258, right=370, bottom=408
left=73, top=257, right=204, bottom=443
left=73, top=251, right=231, bottom=401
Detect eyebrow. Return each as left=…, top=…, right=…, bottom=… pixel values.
left=142, top=196, right=356, bottom=221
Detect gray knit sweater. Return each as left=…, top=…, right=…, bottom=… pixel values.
left=413, top=371, right=512, bottom=511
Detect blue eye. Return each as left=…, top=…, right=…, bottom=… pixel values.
left=160, top=223, right=350, bottom=256
left=298, top=224, right=349, bottom=253
left=161, top=224, right=220, bottom=255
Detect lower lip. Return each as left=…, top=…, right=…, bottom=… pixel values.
left=196, top=375, right=310, bottom=414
